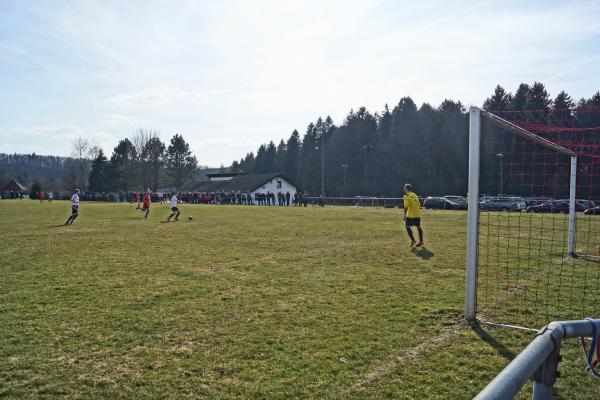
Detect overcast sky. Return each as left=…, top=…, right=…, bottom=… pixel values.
left=1, top=0, right=599, bottom=166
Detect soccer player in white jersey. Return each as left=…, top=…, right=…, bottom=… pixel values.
left=65, top=189, right=80, bottom=225
left=166, top=192, right=181, bottom=222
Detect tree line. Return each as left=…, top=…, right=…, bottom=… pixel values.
left=87, top=130, right=198, bottom=192
left=479, top=83, right=600, bottom=198
left=3, top=82, right=598, bottom=198
left=232, top=82, right=600, bottom=197
left=0, top=153, right=69, bottom=191
left=1, top=131, right=200, bottom=193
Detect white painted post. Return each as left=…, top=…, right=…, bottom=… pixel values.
left=567, top=156, right=577, bottom=255
left=465, top=107, right=481, bottom=321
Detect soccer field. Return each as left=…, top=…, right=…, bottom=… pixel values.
left=1, top=201, right=598, bottom=399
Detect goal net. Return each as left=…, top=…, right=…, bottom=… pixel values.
left=465, top=106, right=600, bottom=328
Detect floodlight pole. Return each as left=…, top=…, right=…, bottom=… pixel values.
left=341, top=163, right=349, bottom=196
left=321, top=135, right=325, bottom=197
left=567, top=156, right=577, bottom=255
left=465, top=107, right=481, bottom=321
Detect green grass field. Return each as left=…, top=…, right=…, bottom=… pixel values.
left=1, top=201, right=599, bottom=399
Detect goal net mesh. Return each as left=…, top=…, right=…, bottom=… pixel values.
left=477, top=107, right=600, bottom=327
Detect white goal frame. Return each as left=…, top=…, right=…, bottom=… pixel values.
left=464, top=107, right=578, bottom=321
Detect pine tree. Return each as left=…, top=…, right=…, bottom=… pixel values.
left=511, top=83, right=530, bottom=112
left=263, top=141, right=277, bottom=172
left=142, top=137, right=166, bottom=191
left=285, top=130, right=301, bottom=184
left=165, top=134, right=198, bottom=189
left=417, top=103, right=438, bottom=195
left=300, top=123, right=318, bottom=192
left=109, top=138, right=137, bottom=192
left=29, top=180, right=42, bottom=199
left=239, top=152, right=255, bottom=173
left=275, top=139, right=287, bottom=173
left=526, top=82, right=552, bottom=112
left=552, top=90, right=575, bottom=125
left=389, top=98, right=419, bottom=193
left=88, top=150, right=108, bottom=192
left=483, top=85, right=512, bottom=111
left=436, top=99, right=468, bottom=195
left=254, top=145, right=267, bottom=173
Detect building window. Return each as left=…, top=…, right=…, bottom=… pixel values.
left=277, top=180, right=282, bottom=189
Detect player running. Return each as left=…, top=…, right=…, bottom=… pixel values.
left=166, top=192, right=181, bottom=222
left=403, top=184, right=424, bottom=247
left=136, top=189, right=152, bottom=218
left=65, top=189, right=80, bottom=225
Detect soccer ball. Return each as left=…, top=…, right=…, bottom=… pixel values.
left=188, top=215, right=193, bottom=221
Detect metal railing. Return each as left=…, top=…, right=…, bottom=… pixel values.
left=475, top=318, right=600, bottom=400
left=302, top=196, right=405, bottom=208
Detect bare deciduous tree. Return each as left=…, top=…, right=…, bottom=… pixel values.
left=88, top=144, right=102, bottom=160
left=71, top=136, right=91, bottom=190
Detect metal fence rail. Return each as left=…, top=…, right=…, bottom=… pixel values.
left=302, top=196, right=406, bottom=207
left=475, top=318, right=600, bottom=400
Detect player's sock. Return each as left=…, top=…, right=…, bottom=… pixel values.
left=144, top=210, right=149, bottom=218
left=417, top=227, right=423, bottom=242
left=406, top=226, right=415, bottom=242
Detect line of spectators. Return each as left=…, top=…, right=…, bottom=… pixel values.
left=0, top=191, right=26, bottom=199
left=177, top=190, right=311, bottom=207
left=31, top=190, right=313, bottom=207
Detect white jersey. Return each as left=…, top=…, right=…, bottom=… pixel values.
left=71, top=194, right=79, bottom=206
left=48, top=192, right=53, bottom=199
left=170, top=195, right=178, bottom=208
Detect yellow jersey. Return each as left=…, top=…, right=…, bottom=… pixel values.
left=403, top=191, right=421, bottom=218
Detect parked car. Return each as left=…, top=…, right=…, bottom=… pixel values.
left=584, top=206, right=600, bottom=215
left=575, top=199, right=596, bottom=210
left=424, top=197, right=466, bottom=210
left=480, top=197, right=527, bottom=212
left=527, top=200, right=571, bottom=213
left=444, top=195, right=467, bottom=207
left=523, top=197, right=551, bottom=208
left=555, top=200, right=589, bottom=212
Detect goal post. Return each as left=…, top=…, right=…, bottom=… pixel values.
left=465, top=107, right=481, bottom=321
left=465, top=106, right=579, bottom=323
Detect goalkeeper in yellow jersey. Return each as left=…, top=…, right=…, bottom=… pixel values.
left=402, top=184, right=423, bottom=247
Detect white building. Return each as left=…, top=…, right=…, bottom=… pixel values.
left=182, top=172, right=298, bottom=202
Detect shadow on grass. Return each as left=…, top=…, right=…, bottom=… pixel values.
left=470, top=322, right=516, bottom=361
left=411, top=246, right=434, bottom=259
left=470, top=322, right=573, bottom=400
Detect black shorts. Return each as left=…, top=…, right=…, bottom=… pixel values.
left=71, top=205, right=79, bottom=215
left=171, top=206, right=179, bottom=212
left=406, top=217, right=421, bottom=227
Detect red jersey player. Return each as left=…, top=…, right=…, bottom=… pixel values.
left=137, top=189, right=151, bottom=218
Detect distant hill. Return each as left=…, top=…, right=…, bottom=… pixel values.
left=0, top=153, right=72, bottom=191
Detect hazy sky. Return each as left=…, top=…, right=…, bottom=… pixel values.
left=1, top=0, right=599, bottom=166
